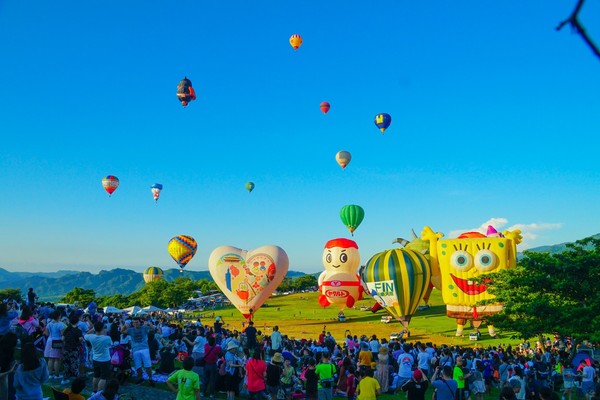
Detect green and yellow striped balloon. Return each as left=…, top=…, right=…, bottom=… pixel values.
left=361, top=248, right=432, bottom=328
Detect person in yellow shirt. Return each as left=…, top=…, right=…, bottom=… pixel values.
left=357, top=369, right=380, bottom=400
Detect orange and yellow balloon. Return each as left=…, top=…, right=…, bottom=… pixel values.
left=289, top=34, right=303, bottom=50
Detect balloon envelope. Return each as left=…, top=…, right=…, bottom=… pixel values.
left=335, top=151, right=351, bottom=169
left=151, top=183, right=163, bottom=202
left=361, top=248, right=431, bottom=328
left=289, top=34, right=303, bottom=50
left=246, top=182, right=255, bottom=193
left=168, top=235, right=197, bottom=270
left=374, top=113, right=392, bottom=133
left=209, top=245, right=289, bottom=319
left=320, top=102, right=330, bottom=115
left=143, top=266, right=164, bottom=283
left=102, top=175, right=119, bottom=196
left=340, top=204, right=364, bottom=236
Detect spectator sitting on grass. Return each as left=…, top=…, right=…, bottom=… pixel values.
left=63, top=377, right=86, bottom=400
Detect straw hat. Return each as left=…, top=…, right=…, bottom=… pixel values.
left=272, top=353, right=284, bottom=363
left=227, top=341, right=238, bottom=351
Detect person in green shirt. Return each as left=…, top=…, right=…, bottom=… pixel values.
left=453, top=356, right=471, bottom=400
left=315, top=353, right=336, bottom=400
left=167, top=357, right=202, bottom=400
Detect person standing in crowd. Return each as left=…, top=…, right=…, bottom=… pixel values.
left=61, top=314, right=84, bottom=385
left=224, top=341, right=243, bottom=400
left=13, top=341, right=49, bottom=400
left=27, top=288, right=37, bottom=308
left=124, top=317, right=155, bottom=386
left=85, top=321, right=112, bottom=393
left=214, top=317, right=224, bottom=343
left=203, top=334, right=222, bottom=399
left=17, top=306, right=39, bottom=336
left=401, top=369, right=429, bottom=400
left=397, top=345, right=415, bottom=388
left=375, top=346, right=390, bottom=393
left=581, top=359, right=596, bottom=400
left=266, top=352, right=283, bottom=400
left=305, top=358, right=319, bottom=400
left=167, top=356, right=201, bottom=400
left=244, top=321, right=258, bottom=351
left=454, top=356, right=471, bottom=400
left=315, top=352, right=336, bottom=400
left=271, top=325, right=282, bottom=356
left=417, top=345, right=431, bottom=379
left=246, top=349, right=267, bottom=400
left=44, top=310, right=65, bottom=379
left=0, top=303, right=19, bottom=400
left=561, top=362, right=576, bottom=400
left=431, top=366, right=458, bottom=400
left=356, top=368, right=381, bottom=400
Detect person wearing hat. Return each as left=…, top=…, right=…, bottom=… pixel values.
left=224, top=341, right=243, bottom=400
left=400, top=368, right=429, bottom=400
left=375, top=346, right=391, bottom=393
left=266, top=352, right=283, bottom=400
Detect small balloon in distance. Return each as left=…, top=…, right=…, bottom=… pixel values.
left=320, top=102, right=330, bottom=115
left=335, top=151, right=351, bottom=169
left=289, top=34, right=303, bottom=50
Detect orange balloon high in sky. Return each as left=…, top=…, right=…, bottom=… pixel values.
left=289, top=34, right=303, bottom=50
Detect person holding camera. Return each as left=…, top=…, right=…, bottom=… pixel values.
left=431, top=366, right=458, bottom=400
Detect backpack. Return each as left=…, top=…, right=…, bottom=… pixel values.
left=218, top=358, right=227, bottom=376
left=110, top=348, right=122, bottom=366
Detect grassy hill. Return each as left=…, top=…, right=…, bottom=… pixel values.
left=204, top=290, right=518, bottom=348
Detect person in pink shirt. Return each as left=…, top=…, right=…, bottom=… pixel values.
left=245, top=350, right=267, bottom=400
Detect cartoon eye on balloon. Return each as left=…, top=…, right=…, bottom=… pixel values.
left=102, top=175, right=119, bottom=197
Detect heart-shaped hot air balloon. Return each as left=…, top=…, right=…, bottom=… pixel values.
left=168, top=235, right=197, bottom=271
left=361, top=248, right=431, bottom=329
left=209, top=245, right=289, bottom=319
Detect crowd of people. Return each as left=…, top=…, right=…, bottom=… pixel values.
left=0, top=292, right=599, bottom=400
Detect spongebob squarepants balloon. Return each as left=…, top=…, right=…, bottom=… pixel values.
left=318, top=238, right=362, bottom=311
left=422, top=225, right=522, bottom=337
left=209, top=245, right=289, bottom=320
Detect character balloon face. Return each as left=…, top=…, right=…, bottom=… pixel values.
left=322, top=238, right=359, bottom=274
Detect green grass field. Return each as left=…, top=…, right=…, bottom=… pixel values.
left=207, top=290, right=519, bottom=348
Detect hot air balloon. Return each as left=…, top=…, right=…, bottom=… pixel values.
left=143, top=266, right=165, bottom=283
left=208, top=244, right=289, bottom=319
left=245, top=182, right=255, bottom=193
left=318, top=238, right=362, bottom=310
left=340, top=204, right=364, bottom=236
left=374, top=113, right=392, bottom=134
left=177, top=77, right=197, bottom=107
left=320, top=102, right=330, bottom=115
left=151, top=183, right=163, bottom=203
left=168, top=235, right=197, bottom=271
left=102, top=175, right=119, bottom=197
left=361, top=248, right=432, bottom=329
left=335, top=151, right=351, bottom=169
left=289, top=34, right=303, bottom=50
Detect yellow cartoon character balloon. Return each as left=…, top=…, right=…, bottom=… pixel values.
left=422, top=225, right=522, bottom=337
left=208, top=245, right=289, bottom=320
left=318, top=238, right=362, bottom=310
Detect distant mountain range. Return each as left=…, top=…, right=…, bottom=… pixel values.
left=1, top=234, right=597, bottom=301
left=0, top=267, right=305, bottom=302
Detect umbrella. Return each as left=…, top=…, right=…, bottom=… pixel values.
left=142, top=305, right=163, bottom=312
left=103, top=306, right=124, bottom=314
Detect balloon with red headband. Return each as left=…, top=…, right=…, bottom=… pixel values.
left=318, top=238, right=362, bottom=310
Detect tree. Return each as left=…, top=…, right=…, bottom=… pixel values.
left=0, top=288, right=23, bottom=303
left=483, top=236, right=600, bottom=341
left=61, top=288, right=96, bottom=306
left=292, top=274, right=318, bottom=291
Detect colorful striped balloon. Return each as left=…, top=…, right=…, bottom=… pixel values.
left=167, top=235, right=198, bottom=271
left=143, top=266, right=164, bottom=283
left=361, top=248, right=432, bottom=328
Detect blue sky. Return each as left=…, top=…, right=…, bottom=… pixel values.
left=1, top=1, right=599, bottom=274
